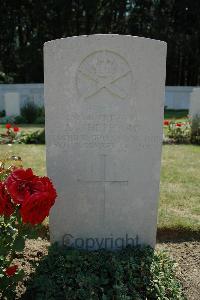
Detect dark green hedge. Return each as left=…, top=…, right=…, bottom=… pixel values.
left=24, top=244, right=185, bottom=300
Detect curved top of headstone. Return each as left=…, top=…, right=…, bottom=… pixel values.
left=44, top=34, right=166, bottom=47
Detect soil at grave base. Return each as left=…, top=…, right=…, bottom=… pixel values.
left=156, top=242, right=200, bottom=300
left=13, top=239, right=200, bottom=300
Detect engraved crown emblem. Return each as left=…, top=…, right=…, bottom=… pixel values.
left=92, top=53, right=116, bottom=78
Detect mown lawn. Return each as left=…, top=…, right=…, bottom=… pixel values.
left=0, top=143, right=199, bottom=233
left=159, top=144, right=200, bottom=233
left=0, top=144, right=46, bottom=177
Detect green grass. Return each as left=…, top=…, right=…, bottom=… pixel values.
left=159, top=144, right=200, bottom=233
left=0, top=143, right=199, bottom=234
left=0, top=144, right=46, bottom=177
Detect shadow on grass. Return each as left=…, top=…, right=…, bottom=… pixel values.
left=157, top=227, right=200, bottom=243
left=38, top=224, right=200, bottom=244
left=35, top=223, right=50, bottom=239
left=21, top=243, right=184, bottom=300
left=21, top=245, right=154, bottom=299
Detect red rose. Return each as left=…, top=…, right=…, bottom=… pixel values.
left=6, top=168, right=36, bottom=204
left=164, top=120, right=170, bottom=126
left=6, top=124, right=11, bottom=129
left=5, top=265, right=18, bottom=276
left=5, top=168, right=57, bottom=225
left=20, top=177, right=57, bottom=225
left=30, top=177, right=57, bottom=205
left=176, top=123, right=182, bottom=127
left=0, top=182, right=14, bottom=217
left=13, top=127, right=20, bottom=132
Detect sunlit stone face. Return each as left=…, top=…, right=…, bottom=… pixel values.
left=44, top=34, right=166, bottom=250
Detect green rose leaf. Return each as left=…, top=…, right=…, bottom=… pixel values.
left=13, top=236, right=25, bottom=252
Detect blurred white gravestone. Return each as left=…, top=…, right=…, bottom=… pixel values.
left=189, top=88, right=200, bottom=118
left=5, top=92, right=20, bottom=116
left=44, top=35, right=167, bottom=249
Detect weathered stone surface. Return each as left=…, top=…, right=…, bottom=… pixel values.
left=5, top=92, right=20, bottom=116
left=44, top=34, right=166, bottom=249
left=190, top=88, right=200, bottom=118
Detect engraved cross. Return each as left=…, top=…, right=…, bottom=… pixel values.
left=77, top=154, right=128, bottom=214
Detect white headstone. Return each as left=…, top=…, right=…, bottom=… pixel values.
left=5, top=92, right=20, bottom=116
left=189, top=88, right=200, bottom=118
left=44, top=35, right=167, bottom=249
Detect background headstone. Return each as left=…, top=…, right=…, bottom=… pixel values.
left=189, top=88, right=200, bottom=118
left=5, top=92, right=20, bottom=116
left=44, top=35, right=167, bottom=249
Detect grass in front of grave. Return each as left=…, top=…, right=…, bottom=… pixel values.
left=159, top=144, right=200, bottom=235
left=0, top=144, right=46, bottom=176
left=0, top=124, right=44, bottom=134
left=164, top=109, right=189, bottom=121
left=0, top=143, right=199, bottom=236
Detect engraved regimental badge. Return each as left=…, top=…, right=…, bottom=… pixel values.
left=76, top=50, right=132, bottom=99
